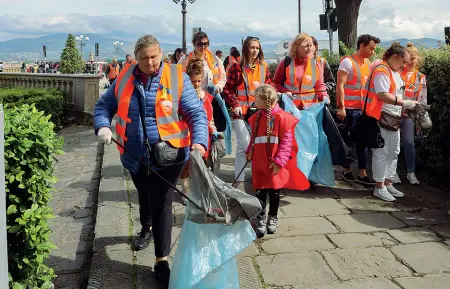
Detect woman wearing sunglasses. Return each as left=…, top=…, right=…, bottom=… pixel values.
left=179, top=31, right=226, bottom=95
left=222, top=36, right=274, bottom=190
left=274, top=33, right=328, bottom=109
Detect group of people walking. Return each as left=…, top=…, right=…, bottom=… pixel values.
left=93, top=31, right=427, bottom=288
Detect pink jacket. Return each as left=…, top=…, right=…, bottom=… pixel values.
left=246, top=104, right=293, bottom=167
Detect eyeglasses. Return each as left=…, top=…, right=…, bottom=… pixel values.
left=246, top=36, right=259, bottom=41
left=197, top=41, right=209, bottom=47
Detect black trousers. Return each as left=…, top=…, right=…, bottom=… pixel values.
left=256, top=189, right=280, bottom=218
left=130, top=162, right=185, bottom=257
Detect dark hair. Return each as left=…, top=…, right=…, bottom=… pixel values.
left=216, top=50, right=223, bottom=55
left=230, top=50, right=240, bottom=58
left=192, top=31, right=208, bottom=46
left=126, top=54, right=131, bottom=58
left=186, top=57, right=204, bottom=77
left=171, top=48, right=183, bottom=63
left=357, top=34, right=381, bottom=50
left=311, top=36, right=319, bottom=57
left=241, top=37, right=264, bottom=67
left=382, top=42, right=408, bottom=61
left=230, top=46, right=237, bottom=53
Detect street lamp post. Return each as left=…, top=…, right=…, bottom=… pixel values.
left=298, top=0, right=302, bottom=33
left=113, top=41, right=124, bottom=54
left=173, top=0, right=196, bottom=53
left=75, top=34, right=89, bottom=55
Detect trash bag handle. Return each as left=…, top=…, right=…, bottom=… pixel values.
left=111, top=137, right=214, bottom=218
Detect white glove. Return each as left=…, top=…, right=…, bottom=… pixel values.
left=98, top=127, right=112, bottom=144
left=403, top=100, right=418, bottom=110
left=234, top=106, right=243, bottom=117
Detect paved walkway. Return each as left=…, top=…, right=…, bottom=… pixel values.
left=85, top=135, right=450, bottom=289
left=47, top=126, right=103, bottom=289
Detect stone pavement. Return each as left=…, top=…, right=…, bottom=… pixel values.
left=47, top=126, right=103, bottom=289
left=85, top=134, right=450, bottom=289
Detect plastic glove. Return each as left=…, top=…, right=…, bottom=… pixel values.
left=98, top=127, right=112, bottom=144
left=233, top=106, right=243, bottom=117
left=403, top=100, right=418, bottom=110
left=323, top=96, right=331, bottom=105
left=211, top=131, right=219, bottom=141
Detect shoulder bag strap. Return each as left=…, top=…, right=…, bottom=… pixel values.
left=136, top=75, right=155, bottom=166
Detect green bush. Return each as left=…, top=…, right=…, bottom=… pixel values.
left=0, top=88, right=66, bottom=125
left=416, top=45, right=450, bottom=180
left=5, top=104, right=64, bottom=288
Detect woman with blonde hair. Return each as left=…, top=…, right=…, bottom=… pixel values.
left=391, top=42, right=427, bottom=185
left=222, top=36, right=274, bottom=189
left=274, top=33, right=328, bottom=109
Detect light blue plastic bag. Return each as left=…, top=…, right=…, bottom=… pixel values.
left=169, top=219, right=256, bottom=289
left=280, top=94, right=335, bottom=186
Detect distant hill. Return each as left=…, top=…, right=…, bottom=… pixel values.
left=0, top=33, right=442, bottom=62
left=380, top=38, right=442, bottom=48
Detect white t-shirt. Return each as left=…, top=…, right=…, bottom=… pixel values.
left=338, top=58, right=354, bottom=81
left=373, top=69, right=404, bottom=116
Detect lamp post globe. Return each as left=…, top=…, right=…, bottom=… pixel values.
left=172, top=0, right=196, bottom=53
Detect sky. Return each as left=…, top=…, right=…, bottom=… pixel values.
left=0, top=0, right=449, bottom=45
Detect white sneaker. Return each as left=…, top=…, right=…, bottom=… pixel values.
left=373, top=187, right=396, bottom=202
left=390, top=173, right=401, bottom=184
left=386, top=185, right=404, bottom=198
left=407, top=172, right=420, bottom=185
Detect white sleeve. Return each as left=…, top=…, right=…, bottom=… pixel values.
left=338, top=58, right=353, bottom=75
left=373, top=73, right=391, bottom=94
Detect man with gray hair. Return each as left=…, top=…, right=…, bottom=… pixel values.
left=94, top=34, right=208, bottom=288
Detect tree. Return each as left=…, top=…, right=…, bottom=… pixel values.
left=334, top=0, right=363, bottom=49
left=59, top=34, right=85, bottom=74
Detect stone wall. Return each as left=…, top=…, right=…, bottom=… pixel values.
left=0, top=73, right=101, bottom=124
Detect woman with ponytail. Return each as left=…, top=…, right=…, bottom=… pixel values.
left=393, top=42, right=427, bottom=185
left=245, top=85, right=309, bottom=238
left=365, top=42, right=419, bottom=202
left=179, top=57, right=218, bottom=204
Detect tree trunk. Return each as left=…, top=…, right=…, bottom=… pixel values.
left=334, top=0, right=362, bottom=49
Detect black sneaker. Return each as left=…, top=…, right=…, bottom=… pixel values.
left=357, top=175, right=376, bottom=185
left=133, top=229, right=153, bottom=251
left=154, top=260, right=170, bottom=289
left=342, top=171, right=355, bottom=182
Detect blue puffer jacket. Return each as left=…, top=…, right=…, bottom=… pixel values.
left=94, top=63, right=208, bottom=175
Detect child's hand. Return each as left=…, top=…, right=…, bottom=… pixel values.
left=269, top=162, right=281, bottom=175
left=246, top=149, right=253, bottom=162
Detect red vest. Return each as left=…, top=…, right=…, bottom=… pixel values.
left=248, top=110, right=310, bottom=191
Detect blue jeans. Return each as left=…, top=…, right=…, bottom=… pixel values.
left=343, top=109, right=367, bottom=170
left=401, top=117, right=415, bottom=173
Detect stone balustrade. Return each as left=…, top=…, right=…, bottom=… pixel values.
left=0, top=72, right=101, bottom=124
left=3, top=67, right=21, bottom=73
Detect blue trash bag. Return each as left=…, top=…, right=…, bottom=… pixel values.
left=280, top=94, right=335, bottom=186
left=207, top=85, right=233, bottom=155
left=169, top=219, right=256, bottom=289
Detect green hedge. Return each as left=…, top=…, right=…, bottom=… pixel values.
left=6, top=104, right=64, bottom=288
left=0, top=88, right=66, bottom=126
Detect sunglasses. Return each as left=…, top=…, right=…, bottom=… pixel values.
left=246, top=36, right=260, bottom=41
left=197, top=41, right=209, bottom=47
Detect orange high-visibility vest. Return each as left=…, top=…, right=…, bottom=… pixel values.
left=123, top=59, right=137, bottom=70
left=363, top=62, right=396, bottom=121
left=284, top=57, right=319, bottom=107
left=226, top=55, right=238, bottom=73
left=342, top=54, right=371, bottom=109
left=237, top=61, right=268, bottom=115
left=401, top=69, right=425, bottom=101
left=108, top=63, right=120, bottom=80
left=114, top=63, right=190, bottom=154
left=183, top=50, right=220, bottom=84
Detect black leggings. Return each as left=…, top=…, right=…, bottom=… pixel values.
left=130, top=162, right=185, bottom=257
left=256, top=189, right=280, bottom=218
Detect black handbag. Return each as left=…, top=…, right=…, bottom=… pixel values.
left=137, top=82, right=186, bottom=167
left=354, top=65, right=385, bottom=149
